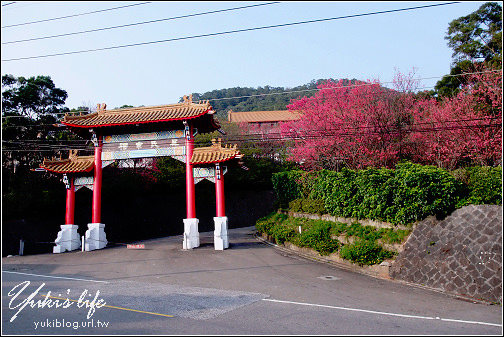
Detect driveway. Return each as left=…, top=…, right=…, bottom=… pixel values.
left=2, top=226, right=502, bottom=335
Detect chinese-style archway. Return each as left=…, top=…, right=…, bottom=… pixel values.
left=39, top=96, right=243, bottom=252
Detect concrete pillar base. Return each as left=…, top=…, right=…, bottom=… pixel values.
left=84, top=223, right=108, bottom=251
left=183, top=218, right=200, bottom=249
left=214, top=216, right=229, bottom=250
left=53, top=224, right=81, bottom=253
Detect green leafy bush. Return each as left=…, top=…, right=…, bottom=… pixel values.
left=339, top=239, right=396, bottom=266
left=288, top=199, right=303, bottom=212
left=452, top=166, right=502, bottom=206
left=388, top=162, right=465, bottom=224
left=298, top=220, right=339, bottom=255
left=255, top=214, right=408, bottom=264
left=271, top=170, right=303, bottom=208
left=288, top=198, right=326, bottom=214
left=345, top=223, right=382, bottom=241
left=274, top=162, right=480, bottom=226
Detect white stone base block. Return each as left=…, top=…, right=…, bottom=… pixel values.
left=84, top=223, right=108, bottom=251
left=183, top=218, right=200, bottom=249
left=53, top=224, right=81, bottom=253
left=214, top=216, right=229, bottom=250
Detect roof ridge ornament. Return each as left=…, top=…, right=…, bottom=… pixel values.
left=69, top=149, right=79, bottom=161
left=97, top=103, right=107, bottom=114
left=182, top=94, right=193, bottom=105
left=211, top=138, right=222, bottom=151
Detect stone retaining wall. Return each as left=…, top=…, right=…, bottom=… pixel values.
left=389, top=205, right=502, bottom=304
left=283, top=211, right=410, bottom=230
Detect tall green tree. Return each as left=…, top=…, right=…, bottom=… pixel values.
left=2, top=74, right=69, bottom=119
left=446, top=2, right=502, bottom=65
left=435, top=2, right=502, bottom=97
left=2, top=75, right=76, bottom=187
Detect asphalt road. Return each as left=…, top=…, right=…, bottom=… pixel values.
left=2, top=226, right=502, bottom=335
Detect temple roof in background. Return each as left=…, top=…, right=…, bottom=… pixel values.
left=227, top=110, right=301, bottom=123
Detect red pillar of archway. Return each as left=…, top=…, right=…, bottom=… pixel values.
left=215, top=163, right=225, bottom=217
left=65, top=175, right=75, bottom=225
left=92, top=133, right=103, bottom=223
left=183, top=122, right=199, bottom=249
left=185, top=123, right=196, bottom=219
left=214, top=162, right=228, bottom=250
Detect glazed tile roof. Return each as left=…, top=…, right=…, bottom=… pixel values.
left=40, top=150, right=94, bottom=174
left=61, top=97, right=217, bottom=129
left=228, top=110, right=301, bottom=123
left=191, top=139, right=243, bottom=165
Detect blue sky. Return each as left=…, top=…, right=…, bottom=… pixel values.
left=1, top=1, right=487, bottom=111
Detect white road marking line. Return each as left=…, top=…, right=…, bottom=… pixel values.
left=2, top=270, right=109, bottom=283
left=262, top=298, right=502, bottom=327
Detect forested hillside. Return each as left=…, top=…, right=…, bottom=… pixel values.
left=184, top=78, right=361, bottom=119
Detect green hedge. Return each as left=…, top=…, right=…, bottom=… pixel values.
left=256, top=214, right=401, bottom=264
left=272, top=162, right=501, bottom=226
left=452, top=166, right=502, bottom=207
left=271, top=170, right=304, bottom=208
left=288, top=198, right=326, bottom=214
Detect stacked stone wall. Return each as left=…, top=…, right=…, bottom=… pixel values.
left=389, top=205, right=502, bottom=303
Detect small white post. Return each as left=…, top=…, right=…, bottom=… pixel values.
left=19, top=239, right=24, bottom=256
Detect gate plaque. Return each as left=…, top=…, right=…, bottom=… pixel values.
left=102, top=130, right=185, bottom=160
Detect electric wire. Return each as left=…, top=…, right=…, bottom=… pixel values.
left=2, top=71, right=501, bottom=123
left=1, top=2, right=152, bottom=29
left=2, top=2, right=281, bottom=45
left=207, top=69, right=502, bottom=102
left=3, top=116, right=500, bottom=152
left=2, top=2, right=461, bottom=62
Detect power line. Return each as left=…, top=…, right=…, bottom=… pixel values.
left=4, top=116, right=500, bottom=148
left=2, top=2, right=281, bottom=45
left=1, top=2, right=152, bottom=29
left=1, top=2, right=16, bottom=7
left=2, top=2, right=461, bottom=62
left=207, top=70, right=502, bottom=102
left=2, top=69, right=501, bottom=121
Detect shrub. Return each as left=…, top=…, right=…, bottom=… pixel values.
left=453, top=166, right=502, bottom=207
left=274, top=162, right=478, bottom=226
left=288, top=199, right=304, bottom=212
left=379, top=228, right=411, bottom=244
left=339, top=239, right=396, bottom=266
left=272, top=170, right=304, bottom=208
left=301, top=199, right=326, bottom=214
left=388, top=162, right=465, bottom=224
left=288, top=198, right=326, bottom=214
left=345, top=223, right=382, bottom=241
left=298, top=220, right=339, bottom=255
left=255, top=213, right=408, bottom=265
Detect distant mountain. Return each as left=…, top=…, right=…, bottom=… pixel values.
left=183, top=78, right=361, bottom=119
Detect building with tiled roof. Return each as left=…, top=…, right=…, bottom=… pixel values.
left=227, top=110, right=301, bottom=124
left=227, top=109, right=301, bottom=140
left=61, top=96, right=221, bottom=136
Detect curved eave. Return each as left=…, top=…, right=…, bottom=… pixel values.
left=191, top=154, right=240, bottom=166
left=61, top=109, right=212, bottom=129
left=40, top=157, right=95, bottom=174
left=42, top=167, right=94, bottom=174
